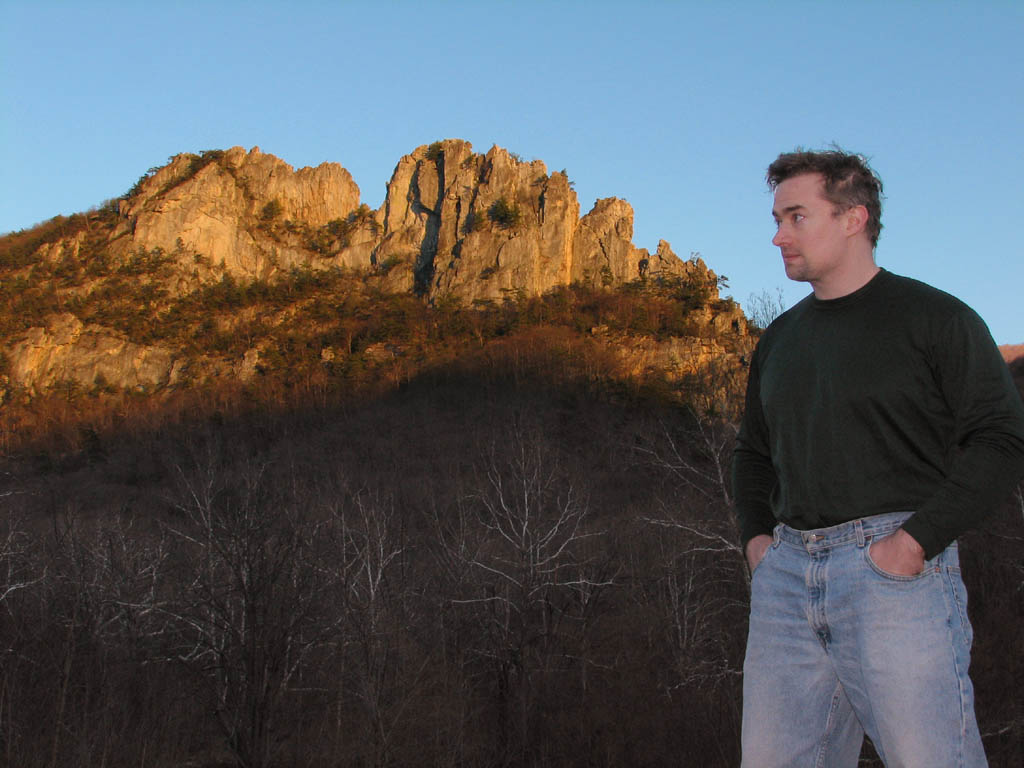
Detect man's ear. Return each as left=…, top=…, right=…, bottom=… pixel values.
left=844, top=205, right=869, bottom=238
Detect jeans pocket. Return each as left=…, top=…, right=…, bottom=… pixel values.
left=750, top=540, right=777, bottom=577
left=864, top=542, right=930, bottom=582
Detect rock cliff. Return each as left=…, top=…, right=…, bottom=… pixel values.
left=45, top=139, right=706, bottom=298
left=7, top=313, right=180, bottom=393
left=367, top=141, right=714, bottom=301
left=115, top=146, right=364, bottom=278
left=1, top=140, right=751, bottom=398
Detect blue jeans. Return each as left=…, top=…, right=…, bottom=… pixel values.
left=741, top=512, right=987, bottom=767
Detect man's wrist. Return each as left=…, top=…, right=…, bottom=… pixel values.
left=896, top=527, right=926, bottom=557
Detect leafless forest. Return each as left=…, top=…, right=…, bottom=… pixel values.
left=1, top=354, right=1022, bottom=768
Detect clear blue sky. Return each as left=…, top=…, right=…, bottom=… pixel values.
left=2, top=0, right=1021, bottom=343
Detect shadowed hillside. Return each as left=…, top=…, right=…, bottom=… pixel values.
left=1, top=337, right=1023, bottom=767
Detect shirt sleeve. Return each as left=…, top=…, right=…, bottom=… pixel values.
left=901, top=308, right=1024, bottom=559
left=731, top=344, right=780, bottom=549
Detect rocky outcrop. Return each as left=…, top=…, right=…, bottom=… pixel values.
left=2, top=139, right=750, bottom=398
left=6, top=314, right=180, bottom=395
left=87, top=139, right=703, bottom=302
left=114, top=146, right=364, bottom=278
left=373, top=140, right=698, bottom=302
left=372, top=141, right=581, bottom=300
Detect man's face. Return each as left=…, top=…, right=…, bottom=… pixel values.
left=771, top=173, right=849, bottom=287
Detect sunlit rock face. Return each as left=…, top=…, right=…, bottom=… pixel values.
left=3, top=140, right=751, bottom=398
left=114, top=146, right=365, bottom=278
left=42, top=140, right=709, bottom=299
left=375, top=140, right=698, bottom=303
left=6, top=313, right=178, bottom=395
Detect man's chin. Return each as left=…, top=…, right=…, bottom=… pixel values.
left=783, top=264, right=808, bottom=283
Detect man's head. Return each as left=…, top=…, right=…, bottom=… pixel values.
left=767, top=148, right=883, bottom=249
left=769, top=149, right=883, bottom=299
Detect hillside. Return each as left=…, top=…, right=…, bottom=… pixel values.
left=0, top=141, right=754, bottom=454
left=1, top=341, right=1022, bottom=768
left=0, top=141, right=749, bottom=398
left=0, top=141, right=762, bottom=764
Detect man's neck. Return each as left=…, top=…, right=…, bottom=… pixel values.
left=811, top=256, right=880, bottom=300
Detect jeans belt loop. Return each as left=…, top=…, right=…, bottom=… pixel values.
left=772, top=526, right=781, bottom=546
left=855, top=519, right=866, bottom=548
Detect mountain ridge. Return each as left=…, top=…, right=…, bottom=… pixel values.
left=0, top=140, right=753, bottom=409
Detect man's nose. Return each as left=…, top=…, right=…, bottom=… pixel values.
left=772, top=228, right=786, bottom=247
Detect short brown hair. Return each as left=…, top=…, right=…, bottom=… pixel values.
left=767, top=148, right=884, bottom=248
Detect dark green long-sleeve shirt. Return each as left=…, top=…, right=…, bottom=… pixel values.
left=732, top=269, right=1024, bottom=560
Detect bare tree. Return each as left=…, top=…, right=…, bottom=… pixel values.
left=633, top=401, right=750, bottom=763
left=162, top=445, right=340, bottom=768
left=327, top=488, right=424, bottom=768
left=443, top=423, right=611, bottom=763
left=0, top=506, right=47, bottom=768
left=0, top=512, right=42, bottom=610
left=745, top=287, right=787, bottom=331
left=640, top=408, right=738, bottom=509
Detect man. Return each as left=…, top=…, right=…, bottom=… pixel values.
left=732, top=148, right=1024, bottom=767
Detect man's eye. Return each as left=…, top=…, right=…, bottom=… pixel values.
left=793, top=214, right=804, bottom=223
